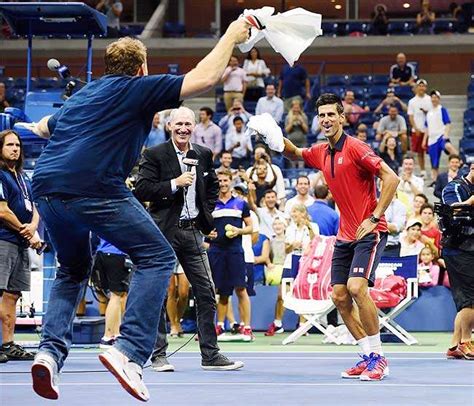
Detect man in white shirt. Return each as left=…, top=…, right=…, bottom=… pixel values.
left=284, top=176, right=315, bottom=218
left=248, top=188, right=284, bottom=239
left=397, top=155, right=424, bottom=205
left=255, top=84, right=284, bottom=124
left=408, top=79, right=432, bottom=177
left=221, top=56, right=247, bottom=111
left=225, top=116, right=252, bottom=169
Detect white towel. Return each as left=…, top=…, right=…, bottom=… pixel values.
left=245, top=113, right=285, bottom=153
left=240, top=7, right=323, bottom=66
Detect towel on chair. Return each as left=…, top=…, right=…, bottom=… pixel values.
left=240, top=7, right=323, bottom=66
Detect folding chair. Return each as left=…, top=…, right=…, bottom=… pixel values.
left=281, top=235, right=337, bottom=345
left=375, top=255, right=419, bottom=345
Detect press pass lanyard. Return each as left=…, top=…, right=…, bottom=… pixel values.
left=14, top=172, right=32, bottom=212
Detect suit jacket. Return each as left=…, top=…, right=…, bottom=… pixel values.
left=135, top=140, right=219, bottom=239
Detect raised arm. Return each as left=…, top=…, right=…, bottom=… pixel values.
left=282, top=137, right=304, bottom=161
left=180, top=20, right=250, bottom=99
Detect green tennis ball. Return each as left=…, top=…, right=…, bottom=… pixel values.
left=225, top=224, right=233, bottom=231
left=225, top=230, right=234, bottom=238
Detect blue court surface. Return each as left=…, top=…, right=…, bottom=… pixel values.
left=1, top=350, right=473, bottom=405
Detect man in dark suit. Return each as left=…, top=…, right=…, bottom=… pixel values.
left=135, top=106, right=243, bottom=372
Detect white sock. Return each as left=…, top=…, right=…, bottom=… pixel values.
left=274, top=319, right=282, bottom=328
left=357, top=336, right=371, bottom=356
left=102, top=336, right=112, bottom=341
left=217, top=322, right=224, bottom=327
left=368, top=333, right=383, bottom=356
left=244, top=325, right=251, bottom=330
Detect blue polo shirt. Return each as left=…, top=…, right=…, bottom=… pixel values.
left=279, top=64, right=308, bottom=99
left=32, top=74, right=183, bottom=199
left=306, top=200, right=340, bottom=236
left=0, top=169, right=34, bottom=246
left=210, top=196, right=250, bottom=252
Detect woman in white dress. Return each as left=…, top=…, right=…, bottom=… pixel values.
left=243, top=47, right=270, bottom=102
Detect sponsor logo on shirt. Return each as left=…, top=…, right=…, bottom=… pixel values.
left=353, top=267, right=365, bottom=274
left=338, top=156, right=344, bottom=164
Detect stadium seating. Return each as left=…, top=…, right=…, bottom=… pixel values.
left=433, top=20, right=455, bottom=34
left=326, top=74, right=348, bottom=87
left=163, top=22, right=185, bottom=38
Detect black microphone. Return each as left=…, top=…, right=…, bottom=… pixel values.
left=47, top=58, right=71, bottom=79
left=182, top=150, right=199, bottom=172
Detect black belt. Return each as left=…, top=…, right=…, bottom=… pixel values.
left=177, top=218, right=198, bottom=229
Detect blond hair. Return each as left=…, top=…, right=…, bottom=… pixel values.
left=104, top=37, right=147, bottom=76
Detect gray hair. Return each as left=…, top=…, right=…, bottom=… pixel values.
left=169, top=106, right=196, bottom=124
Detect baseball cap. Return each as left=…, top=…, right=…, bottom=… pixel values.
left=405, top=217, right=422, bottom=230
left=430, top=90, right=441, bottom=97
left=416, top=79, right=427, bottom=86
left=233, top=182, right=248, bottom=195
left=386, top=88, right=395, bottom=95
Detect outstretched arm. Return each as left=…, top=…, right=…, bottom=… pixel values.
left=282, top=137, right=304, bottom=161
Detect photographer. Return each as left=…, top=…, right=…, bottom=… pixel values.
left=371, top=4, right=389, bottom=36
left=441, top=163, right=474, bottom=360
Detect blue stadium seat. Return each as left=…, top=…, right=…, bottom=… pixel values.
left=35, top=77, right=59, bottom=89
left=349, top=75, right=371, bottom=86
left=367, top=98, right=381, bottom=111
left=1, top=77, right=15, bottom=88
left=326, top=75, right=348, bottom=86
left=321, top=22, right=337, bottom=37
left=467, top=99, right=474, bottom=111
left=163, top=22, right=185, bottom=38
left=464, top=110, right=474, bottom=125
left=368, top=85, right=387, bottom=99
left=320, top=86, right=344, bottom=97
left=347, top=86, right=367, bottom=100
left=215, top=101, right=226, bottom=113
left=0, top=113, right=14, bottom=131
left=345, top=22, right=368, bottom=36
left=213, top=112, right=226, bottom=125
left=371, top=75, right=390, bottom=85
left=460, top=138, right=474, bottom=154
left=387, top=21, right=410, bottom=35
left=394, top=86, right=414, bottom=99
left=464, top=125, right=474, bottom=139
left=14, top=77, right=27, bottom=89
left=359, top=113, right=376, bottom=126
left=434, top=20, right=454, bottom=34
left=244, top=101, right=257, bottom=114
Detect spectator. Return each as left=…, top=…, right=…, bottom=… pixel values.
left=252, top=231, right=271, bottom=285
left=374, top=88, right=408, bottom=115
left=0, top=130, right=41, bottom=363
left=144, top=112, right=166, bottom=149
left=92, top=239, right=133, bottom=348
left=377, top=104, right=408, bottom=153
left=277, top=62, right=310, bottom=112
left=342, top=90, right=369, bottom=129
left=0, top=82, right=10, bottom=113
left=424, top=90, right=458, bottom=183
left=191, top=107, right=223, bottom=161
left=264, top=217, right=287, bottom=335
left=225, top=116, right=252, bottom=169
left=389, top=53, right=416, bottom=87
left=248, top=188, right=284, bottom=239
left=408, top=79, right=432, bottom=177
left=284, top=176, right=315, bottom=218
left=383, top=193, right=407, bottom=257
left=379, top=134, right=402, bottom=175
left=306, top=185, right=339, bottom=236
left=449, top=2, right=468, bottom=33
left=243, top=47, right=270, bottom=102
left=418, top=246, right=440, bottom=287
left=400, top=218, right=425, bottom=257
left=285, top=99, right=309, bottom=149
left=246, top=145, right=286, bottom=207
left=246, top=159, right=278, bottom=206
left=416, top=0, right=435, bottom=35
left=255, top=83, right=284, bottom=124
left=215, top=150, right=237, bottom=179
left=221, top=55, right=247, bottom=111
left=96, top=0, right=123, bottom=38
left=397, top=155, right=424, bottom=204
left=371, top=4, right=389, bottom=35
left=434, top=154, right=462, bottom=200
left=208, top=170, right=254, bottom=341
left=266, top=204, right=318, bottom=336
left=355, top=123, right=369, bottom=144
left=409, top=193, right=429, bottom=220
left=218, top=99, right=252, bottom=136
left=419, top=203, right=441, bottom=257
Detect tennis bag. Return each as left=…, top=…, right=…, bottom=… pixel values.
left=369, top=275, right=407, bottom=309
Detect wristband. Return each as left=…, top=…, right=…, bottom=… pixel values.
left=369, top=214, right=380, bottom=224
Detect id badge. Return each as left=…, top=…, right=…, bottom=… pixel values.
left=24, top=199, right=33, bottom=212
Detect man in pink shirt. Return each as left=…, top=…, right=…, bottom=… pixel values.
left=343, top=90, right=369, bottom=128
left=221, top=55, right=247, bottom=111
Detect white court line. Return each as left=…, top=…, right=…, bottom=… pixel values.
left=69, top=350, right=448, bottom=355
left=2, top=382, right=473, bottom=388
left=66, top=356, right=450, bottom=361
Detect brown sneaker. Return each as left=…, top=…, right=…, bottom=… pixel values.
left=458, top=342, right=474, bottom=360
left=446, top=345, right=464, bottom=359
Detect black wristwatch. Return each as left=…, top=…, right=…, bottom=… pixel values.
left=369, top=214, right=380, bottom=224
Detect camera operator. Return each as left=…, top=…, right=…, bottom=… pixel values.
left=440, top=162, right=474, bottom=360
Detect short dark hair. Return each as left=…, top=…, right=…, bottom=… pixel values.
left=420, top=203, right=434, bottom=214
left=315, top=93, right=344, bottom=115
left=403, top=154, right=415, bottom=163
left=388, top=104, right=399, bottom=110
left=314, top=184, right=329, bottom=199
left=448, top=153, right=461, bottom=161
left=264, top=189, right=277, bottom=197
left=233, top=116, right=244, bottom=124
left=220, top=150, right=232, bottom=158
left=200, top=106, right=214, bottom=119
left=296, top=175, right=310, bottom=184
left=415, top=193, right=429, bottom=203
left=0, top=130, right=24, bottom=172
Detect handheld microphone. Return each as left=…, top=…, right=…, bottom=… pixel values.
left=47, top=58, right=71, bottom=79
left=182, top=150, right=199, bottom=172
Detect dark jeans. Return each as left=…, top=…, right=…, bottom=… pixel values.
left=35, top=196, right=176, bottom=368
left=152, top=226, right=219, bottom=362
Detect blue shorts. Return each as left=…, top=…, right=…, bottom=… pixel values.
left=246, top=263, right=256, bottom=297
left=331, top=233, right=388, bottom=287
left=428, top=137, right=450, bottom=169
left=208, top=248, right=246, bottom=297
left=282, top=254, right=302, bottom=279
